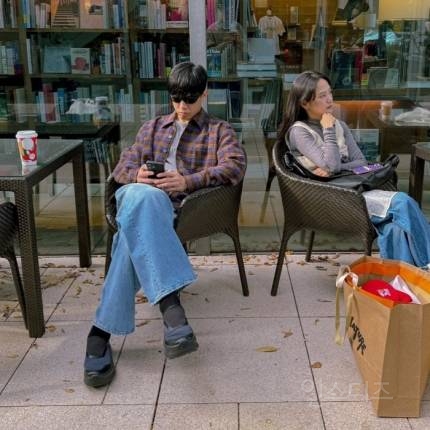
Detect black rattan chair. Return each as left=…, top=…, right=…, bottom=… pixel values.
left=104, top=176, right=249, bottom=296
left=0, top=202, right=27, bottom=326
left=270, top=140, right=397, bottom=296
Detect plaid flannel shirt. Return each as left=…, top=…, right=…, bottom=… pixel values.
left=112, top=109, right=246, bottom=201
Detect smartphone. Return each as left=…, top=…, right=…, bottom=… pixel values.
left=352, top=163, right=384, bottom=175
left=146, top=161, right=165, bottom=178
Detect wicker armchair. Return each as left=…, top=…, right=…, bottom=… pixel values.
left=104, top=176, right=249, bottom=296
left=270, top=140, right=397, bottom=296
left=0, top=202, right=26, bottom=326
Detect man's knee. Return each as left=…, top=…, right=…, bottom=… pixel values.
left=117, top=183, right=172, bottom=213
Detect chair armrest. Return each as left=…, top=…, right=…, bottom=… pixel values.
left=272, top=141, right=374, bottom=224
left=104, top=174, right=123, bottom=232
left=175, top=182, right=243, bottom=243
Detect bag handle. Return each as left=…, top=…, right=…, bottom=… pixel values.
left=335, top=265, right=359, bottom=345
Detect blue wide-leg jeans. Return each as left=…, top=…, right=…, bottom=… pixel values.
left=94, top=183, right=197, bottom=335
left=371, top=192, right=430, bottom=267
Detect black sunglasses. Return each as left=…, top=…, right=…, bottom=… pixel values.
left=170, top=93, right=201, bottom=104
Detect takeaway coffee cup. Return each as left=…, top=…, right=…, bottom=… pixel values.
left=380, top=100, right=393, bottom=120
left=16, top=130, right=38, bottom=165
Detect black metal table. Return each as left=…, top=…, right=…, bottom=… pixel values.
left=0, top=139, right=91, bottom=337
left=409, top=142, right=430, bottom=208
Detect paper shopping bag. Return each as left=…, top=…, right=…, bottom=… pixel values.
left=335, top=256, right=430, bottom=417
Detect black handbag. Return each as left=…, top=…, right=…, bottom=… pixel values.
left=283, top=150, right=399, bottom=192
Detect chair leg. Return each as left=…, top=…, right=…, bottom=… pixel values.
left=5, top=250, right=27, bottom=328
left=305, top=230, right=316, bottom=262
left=229, top=232, right=249, bottom=297
left=271, top=232, right=290, bottom=296
left=265, top=166, right=276, bottom=192
left=365, top=233, right=375, bottom=256
left=225, top=226, right=249, bottom=296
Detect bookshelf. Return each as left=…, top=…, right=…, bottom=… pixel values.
left=0, top=0, right=284, bottom=137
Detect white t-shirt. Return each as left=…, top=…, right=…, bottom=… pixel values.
left=165, top=120, right=188, bottom=170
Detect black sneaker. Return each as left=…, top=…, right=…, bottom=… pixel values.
left=163, top=305, right=198, bottom=359
left=84, top=340, right=115, bottom=387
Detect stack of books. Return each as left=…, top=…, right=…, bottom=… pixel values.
left=236, top=62, right=277, bottom=78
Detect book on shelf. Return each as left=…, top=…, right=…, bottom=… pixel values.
left=247, top=38, right=277, bottom=64
left=51, top=0, right=79, bottom=28
left=80, top=0, right=105, bottom=28
left=237, top=70, right=277, bottom=78
left=135, top=0, right=148, bottom=27
left=208, top=88, right=229, bottom=120
left=42, top=46, right=71, bottom=73
left=70, top=47, right=91, bottom=74
left=13, top=87, right=26, bottom=122
left=0, top=0, right=18, bottom=28
left=0, top=41, right=19, bottom=75
left=110, top=0, right=126, bottom=28
left=147, top=0, right=166, bottom=29
left=207, top=48, right=222, bottom=78
left=26, top=35, right=43, bottom=74
left=236, top=62, right=276, bottom=71
left=166, top=0, right=188, bottom=28
left=0, top=91, right=9, bottom=122
left=34, top=0, right=51, bottom=28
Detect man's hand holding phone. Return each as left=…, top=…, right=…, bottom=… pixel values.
left=146, top=161, right=165, bottom=178
left=137, top=161, right=187, bottom=193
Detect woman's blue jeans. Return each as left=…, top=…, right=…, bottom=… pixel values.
left=94, top=183, right=197, bottom=335
left=371, top=192, right=430, bottom=267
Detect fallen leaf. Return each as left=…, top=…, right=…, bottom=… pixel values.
left=314, top=319, right=320, bottom=325
left=136, top=320, right=149, bottom=327
left=256, top=346, right=278, bottom=353
left=315, top=266, right=327, bottom=271
left=136, top=295, right=148, bottom=304
left=64, top=388, right=75, bottom=393
left=282, top=330, right=293, bottom=338
left=317, top=299, right=332, bottom=303
left=7, top=354, right=19, bottom=359
left=46, top=325, right=57, bottom=332
left=311, top=362, right=322, bottom=368
left=209, top=268, right=218, bottom=272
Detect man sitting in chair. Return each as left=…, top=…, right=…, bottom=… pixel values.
left=84, top=62, right=246, bottom=388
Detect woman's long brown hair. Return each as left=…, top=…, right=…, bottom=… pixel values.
left=276, top=70, right=331, bottom=147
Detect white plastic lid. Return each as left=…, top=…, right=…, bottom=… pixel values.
left=16, top=130, right=38, bottom=138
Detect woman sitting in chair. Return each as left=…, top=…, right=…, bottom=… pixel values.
left=277, top=70, right=430, bottom=267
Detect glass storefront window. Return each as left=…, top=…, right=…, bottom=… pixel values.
left=1, top=0, right=429, bottom=255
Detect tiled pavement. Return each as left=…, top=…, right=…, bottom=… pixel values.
left=1, top=253, right=430, bottom=429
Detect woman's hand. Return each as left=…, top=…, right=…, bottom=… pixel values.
left=320, top=112, right=336, bottom=129
left=313, top=167, right=330, bottom=177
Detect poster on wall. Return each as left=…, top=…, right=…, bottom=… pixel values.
left=334, top=0, right=370, bottom=22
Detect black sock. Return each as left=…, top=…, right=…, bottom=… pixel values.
left=159, top=292, right=180, bottom=314
left=87, top=326, right=111, bottom=357
left=159, top=293, right=186, bottom=327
